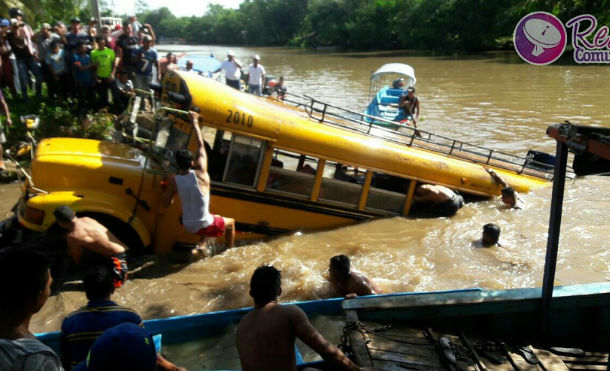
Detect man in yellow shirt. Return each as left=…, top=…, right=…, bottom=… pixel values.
left=91, top=36, right=117, bottom=108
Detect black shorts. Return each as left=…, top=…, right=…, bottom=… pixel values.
left=435, top=194, right=465, bottom=217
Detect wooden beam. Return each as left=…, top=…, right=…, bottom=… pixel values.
left=345, top=310, right=373, bottom=368
left=358, top=171, right=373, bottom=210
left=402, top=180, right=417, bottom=216
left=310, top=159, right=326, bottom=201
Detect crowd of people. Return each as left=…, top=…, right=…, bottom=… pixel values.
left=0, top=9, right=163, bottom=114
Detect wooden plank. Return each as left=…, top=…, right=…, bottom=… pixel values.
left=373, top=359, right=447, bottom=371
left=460, top=331, right=488, bottom=371
left=345, top=310, right=373, bottom=368
left=563, top=363, right=609, bottom=371
left=367, top=338, right=437, bottom=356
left=499, top=342, right=542, bottom=371
left=531, top=348, right=570, bottom=371
left=369, top=348, right=442, bottom=368
left=368, top=334, right=436, bottom=348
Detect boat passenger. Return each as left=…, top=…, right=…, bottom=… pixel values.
left=413, top=184, right=464, bottom=217
left=236, top=265, right=361, bottom=371
left=477, top=223, right=501, bottom=248
left=273, top=75, right=287, bottom=99
left=0, top=247, right=63, bottom=371
left=392, top=78, right=405, bottom=89
left=53, top=206, right=128, bottom=288
left=246, top=55, right=265, bottom=96
left=398, top=87, right=420, bottom=124
left=328, top=254, right=382, bottom=297
left=71, top=323, right=157, bottom=371
left=485, top=167, right=524, bottom=209
left=214, top=50, right=242, bottom=90
left=61, top=266, right=184, bottom=371
left=162, top=111, right=236, bottom=251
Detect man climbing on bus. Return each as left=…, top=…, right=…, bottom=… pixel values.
left=162, top=111, right=236, bottom=252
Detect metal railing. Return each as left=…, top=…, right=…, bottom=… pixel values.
left=281, top=93, right=572, bottom=179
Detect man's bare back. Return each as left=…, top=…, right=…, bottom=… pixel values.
left=66, top=217, right=126, bottom=263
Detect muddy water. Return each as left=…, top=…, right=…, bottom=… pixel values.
left=0, top=47, right=607, bottom=333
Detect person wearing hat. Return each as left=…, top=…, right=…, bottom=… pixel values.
left=246, top=54, right=265, bottom=96
left=215, top=50, right=242, bottom=90
left=34, top=23, right=61, bottom=97
left=5, top=17, right=42, bottom=100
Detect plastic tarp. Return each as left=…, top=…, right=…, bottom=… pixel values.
left=370, top=63, right=416, bottom=84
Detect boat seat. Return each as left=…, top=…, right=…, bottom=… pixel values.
left=385, top=88, right=405, bottom=97
left=380, top=96, right=399, bottom=105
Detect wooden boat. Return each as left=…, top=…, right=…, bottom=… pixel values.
left=363, top=63, right=417, bottom=128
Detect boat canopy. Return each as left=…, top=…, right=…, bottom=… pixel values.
left=370, top=63, right=416, bottom=85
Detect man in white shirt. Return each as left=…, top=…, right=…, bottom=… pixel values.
left=216, top=50, right=242, bottom=90
left=247, top=55, right=265, bottom=96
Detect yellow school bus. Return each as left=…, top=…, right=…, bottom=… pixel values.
left=14, top=71, right=551, bottom=253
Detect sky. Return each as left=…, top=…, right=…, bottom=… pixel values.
left=108, top=0, right=243, bottom=17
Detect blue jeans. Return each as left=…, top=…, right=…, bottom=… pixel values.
left=247, top=84, right=261, bottom=96
left=17, top=57, right=42, bottom=100
left=226, top=78, right=240, bottom=90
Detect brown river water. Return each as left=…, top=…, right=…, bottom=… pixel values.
left=0, top=47, right=608, bottom=335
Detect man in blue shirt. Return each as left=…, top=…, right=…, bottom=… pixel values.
left=60, top=266, right=184, bottom=371
left=60, top=266, right=141, bottom=370
left=134, top=35, right=159, bottom=94
left=72, top=42, right=96, bottom=107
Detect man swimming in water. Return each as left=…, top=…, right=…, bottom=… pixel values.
left=475, top=223, right=502, bottom=248
left=162, top=111, right=235, bottom=250
left=236, top=265, right=361, bottom=371
left=413, top=184, right=464, bottom=217
left=485, top=167, right=524, bottom=209
left=328, top=255, right=382, bottom=297
left=54, top=206, right=128, bottom=288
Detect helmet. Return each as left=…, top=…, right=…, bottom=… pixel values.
left=8, top=8, right=24, bottom=19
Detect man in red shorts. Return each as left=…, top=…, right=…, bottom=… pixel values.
left=163, top=111, right=236, bottom=251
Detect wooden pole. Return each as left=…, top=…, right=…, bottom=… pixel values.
left=90, top=0, right=100, bottom=24
left=540, top=140, right=568, bottom=341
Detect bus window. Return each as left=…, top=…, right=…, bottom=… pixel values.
left=319, top=162, right=363, bottom=207
left=223, top=134, right=265, bottom=187
left=366, top=173, right=410, bottom=214
left=266, top=149, right=317, bottom=197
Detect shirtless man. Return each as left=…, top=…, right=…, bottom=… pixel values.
left=54, top=206, right=128, bottom=288
left=236, top=265, right=360, bottom=371
left=485, top=167, right=524, bottom=209
left=413, top=183, right=464, bottom=217
left=475, top=223, right=502, bottom=248
left=328, top=255, right=381, bottom=297
left=162, top=111, right=235, bottom=250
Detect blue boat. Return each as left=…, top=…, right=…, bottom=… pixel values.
left=363, top=63, right=417, bottom=129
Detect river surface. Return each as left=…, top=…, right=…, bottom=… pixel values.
left=0, top=46, right=608, bottom=335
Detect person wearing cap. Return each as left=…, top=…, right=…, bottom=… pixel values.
left=34, top=23, right=61, bottom=97
left=0, top=246, right=64, bottom=371
left=65, top=18, right=92, bottom=54
left=91, top=36, right=117, bottom=108
left=52, top=206, right=129, bottom=289
left=6, top=17, right=42, bottom=100
left=115, top=22, right=139, bottom=79
left=86, top=17, right=97, bottom=40
left=45, top=41, right=68, bottom=99
left=0, top=18, right=19, bottom=98
left=236, top=265, right=360, bottom=371
left=246, top=54, right=265, bottom=96
left=72, top=323, right=155, bottom=371
left=72, top=41, right=96, bottom=107
left=134, top=34, right=159, bottom=97
left=215, top=50, right=242, bottom=90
